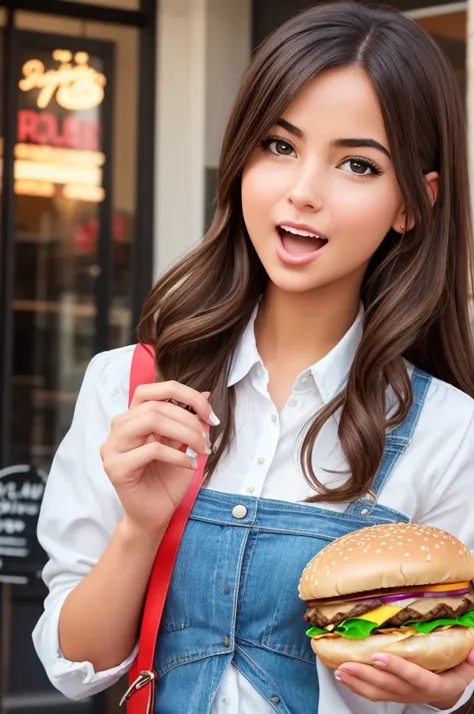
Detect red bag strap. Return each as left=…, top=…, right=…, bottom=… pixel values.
left=121, top=344, right=206, bottom=713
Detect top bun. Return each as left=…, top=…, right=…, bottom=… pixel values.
left=299, top=522, right=474, bottom=601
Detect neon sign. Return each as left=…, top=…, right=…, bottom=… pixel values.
left=19, top=49, right=106, bottom=111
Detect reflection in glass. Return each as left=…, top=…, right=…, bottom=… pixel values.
left=11, top=40, right=107, bottom=469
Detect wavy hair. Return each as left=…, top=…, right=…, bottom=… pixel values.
left=138, top=2, right=474, bottom=503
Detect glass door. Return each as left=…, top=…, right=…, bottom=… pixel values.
left=0, top=27, right=115, bottom=714
left=7, top=30, right=114, bottom=471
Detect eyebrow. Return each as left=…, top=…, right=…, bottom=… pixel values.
left=275, top=118, right=391, bottom=159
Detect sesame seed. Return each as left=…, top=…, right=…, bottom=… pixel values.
left=404, top=553, right=410, bottom=557
left=426, top=554, right=432, bottom=562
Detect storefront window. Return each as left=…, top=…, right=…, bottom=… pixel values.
left=0, top=8, right=144, bottom=714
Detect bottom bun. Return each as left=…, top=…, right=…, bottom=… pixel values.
left=311, top=627, right=474, bottom=672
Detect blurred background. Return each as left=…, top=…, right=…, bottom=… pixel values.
left=0, top=0, right=470, bottom=713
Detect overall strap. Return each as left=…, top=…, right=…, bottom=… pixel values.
left=122, top=344, right=207, bottom=713
left=345, top=367, right=432, bottom=516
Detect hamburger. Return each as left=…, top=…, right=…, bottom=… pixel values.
left=298, top=523, right=474, bottom=672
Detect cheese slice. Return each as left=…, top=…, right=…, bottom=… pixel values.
left=357, top=604, right=403, bottom=625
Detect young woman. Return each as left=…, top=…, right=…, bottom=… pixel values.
left=34, top=3, right=474, bottom=713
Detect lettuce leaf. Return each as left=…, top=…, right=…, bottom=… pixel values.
left=306, top=609, right=474, bottom=640
left=407, top=610, right=474, bottom=633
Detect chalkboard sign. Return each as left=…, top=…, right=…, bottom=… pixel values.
left=0, top=465, right=47, bottom=585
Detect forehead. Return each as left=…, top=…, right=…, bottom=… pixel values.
left=282, top=66, right=388, bottom=146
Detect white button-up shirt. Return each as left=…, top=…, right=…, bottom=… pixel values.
left=33, top=308, right=474, bottom=713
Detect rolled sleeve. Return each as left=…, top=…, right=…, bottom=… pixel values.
left=32, top=347, right=136, bottom=699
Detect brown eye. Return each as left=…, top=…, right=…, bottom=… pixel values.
left=349, top=159, right=368, bottom=175
left=265, top=139, right=295, bottom=156
left=275, top=140, right=293, bottom=155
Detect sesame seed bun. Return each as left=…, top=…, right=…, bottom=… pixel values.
left=298, top=523, right=474, bottom=602
left=311, top=626, right=474, bottom=672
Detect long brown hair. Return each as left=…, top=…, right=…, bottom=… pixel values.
left=138, top=2, right=474, bottom=503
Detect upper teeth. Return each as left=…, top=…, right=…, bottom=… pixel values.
left=280, top=225, right=319, bottom=239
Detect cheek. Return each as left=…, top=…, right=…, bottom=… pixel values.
left=242, top=162, right=287, bottom=224
left=331, top=178, right=400, bottom=240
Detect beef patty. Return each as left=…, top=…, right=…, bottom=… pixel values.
left=304, top=596, right=474, bottom=629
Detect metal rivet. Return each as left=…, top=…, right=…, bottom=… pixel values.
left=360, top=508, right=370, bottom=516
left=223, top=635, right=230, bottom=647
left=232, top=505, right=247, bottom=519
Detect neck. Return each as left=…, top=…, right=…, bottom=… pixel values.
left=255, top=282, right=361, bottom=368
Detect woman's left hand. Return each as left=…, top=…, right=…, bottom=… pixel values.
left=335, top=648, right=474, bottom=709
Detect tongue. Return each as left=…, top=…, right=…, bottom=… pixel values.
left=281, top=230, right=324, bottom=254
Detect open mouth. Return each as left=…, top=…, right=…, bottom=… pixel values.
left=277, top=225, right=328, bottom=255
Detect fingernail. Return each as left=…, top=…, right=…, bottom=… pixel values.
left=202, top=391, right=211, bottom=398
left=186, top=447, right=197, bottom=458
left=191, top=457, right=198, bottom=469
left=209, top=411, right=220, bottom=426
left=334, top=671, right=343, bottom=681
left=371, top=657, right=388, bottom=668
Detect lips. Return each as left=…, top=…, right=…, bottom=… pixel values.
left=275, top=223, right=328, bottom=266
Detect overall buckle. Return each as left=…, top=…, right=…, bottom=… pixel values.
left=119, top=670, right=156, bottom=708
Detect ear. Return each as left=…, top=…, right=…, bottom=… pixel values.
left=392, top=171, right=440, bottom=234
left=425, top=171, right=439, bottom=206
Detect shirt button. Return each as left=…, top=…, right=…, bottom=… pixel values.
left=288, top=398, right=297, bottom=407
left=223, top=635, right=230, bottom=647
left=232, top=504, right=247, bottom=519
left=221, top=696, right=230, bottom=705
left=246, top=486, right=255, bottom=494
left=270, top=696, right=280, bottom=703
left=360, top=507, right=370, bottom=516
left=257, top=457, right=265, bottom=465
left=271, top=414, right=277, bottom=424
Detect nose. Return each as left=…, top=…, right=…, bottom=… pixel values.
left=286, top=162, right=324, bottom=212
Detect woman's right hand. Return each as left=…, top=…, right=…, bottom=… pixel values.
left=100, top=381, right=219, bottom=536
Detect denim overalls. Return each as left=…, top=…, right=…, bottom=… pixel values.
left=153, top=368, right=431, bottom=713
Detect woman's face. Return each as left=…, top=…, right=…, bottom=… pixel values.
left=241, top=67, right=406, bottom=297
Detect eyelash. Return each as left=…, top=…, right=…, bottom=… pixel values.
left=259, top=135, right=384, bottom=179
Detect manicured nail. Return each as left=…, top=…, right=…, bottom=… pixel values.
left=371, top=656, right=388, bottom=668
left=209, top=411, right=220, bottom=426
left=191, top=457, right=198, bottom=469
left=186, top=447, right=197, bottom=458
left=334, top=671, right=343, bottom=681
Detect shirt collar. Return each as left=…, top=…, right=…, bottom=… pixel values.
left=227, top=304, right=261, bottom=387
left=227, top=302, right=364, bottom=403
